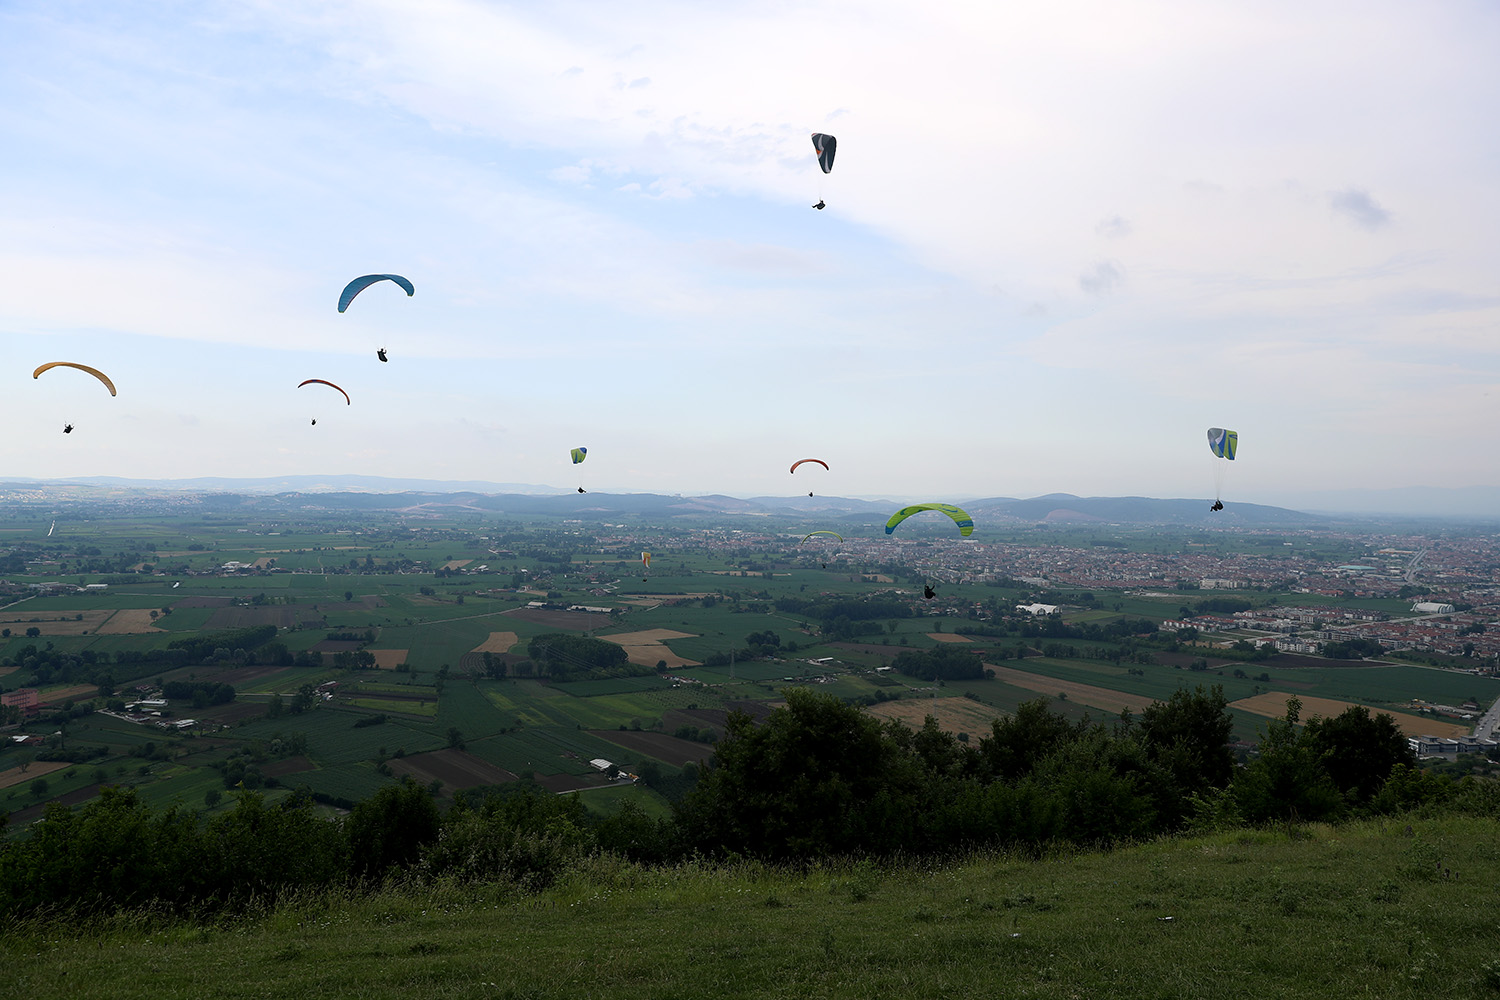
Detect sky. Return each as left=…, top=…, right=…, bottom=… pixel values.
left=2, top=1, right=1497, bottom=505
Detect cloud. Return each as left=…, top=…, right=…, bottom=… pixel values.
left=1329, top=188, right=1391, bottom=230
left=1095, top=215, right=1133, bottom=238
left=1078, top=260, right=1123, bottom=295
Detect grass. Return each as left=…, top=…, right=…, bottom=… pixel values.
left=5, top=815, right=1500, bottom=998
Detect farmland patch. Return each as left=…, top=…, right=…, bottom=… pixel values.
left=503, top=607, right=613, bottom=630
left=1229, top=691, right=1467, bottom=737
left=96, top=609, right=165, bottom=634
left=0, top=609, right=112, bottom=635
left=0, top=760, right=71, bottom=789
left=588, top=730, right=716, bottom=768
left=598, top=628, right=700, bottom=669
left=866, top=696, right=1003, bottom=736
left=471, top=631, right=518, bottom=653
left=37, top=683, right=99, bottom=706
left=386, top=748, right=516, bottom=791
left=983, top=664, right=1159, bottom=715
left=369, top=649, right=408, bottom=669
left=928, top=633, right=972, bottom=643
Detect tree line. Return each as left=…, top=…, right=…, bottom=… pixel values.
left=3, top=685, right=1495, bottom=921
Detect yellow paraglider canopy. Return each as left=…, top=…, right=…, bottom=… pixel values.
left=33, top=362, right=117, bottom=396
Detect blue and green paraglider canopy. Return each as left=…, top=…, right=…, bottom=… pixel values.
left=1207, top=427, right=1238, bottom=460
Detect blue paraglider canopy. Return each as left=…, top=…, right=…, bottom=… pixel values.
left=338, top=274, right=414, bottom=313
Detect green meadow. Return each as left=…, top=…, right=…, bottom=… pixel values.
left=4, top=816, right=1498, bottom=999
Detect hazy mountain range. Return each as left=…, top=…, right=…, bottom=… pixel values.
left=3, top=475, right=1497, bottom=524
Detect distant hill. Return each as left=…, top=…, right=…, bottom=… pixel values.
left=1, top=479, right=1325, bottom=526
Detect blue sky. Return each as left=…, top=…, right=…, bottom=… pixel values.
left=2, top=1, right=1497, bottom=503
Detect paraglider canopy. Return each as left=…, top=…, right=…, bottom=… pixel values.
left=33, top=362, right=117, bottom=396
left=571, top=447, right=588, bottom=464
left=800, top=530, right=844, bottom=543
left=298, top=379, right=351, bottom=405
left=789, top=458, right=828, bottom=474
left=1207, top=427, right=1238, bottom=460
left=338, top=274, right=414, bottom=313
left=811, top=133, right=837, bottom=174
left=885, top=503, right=975, bottom=537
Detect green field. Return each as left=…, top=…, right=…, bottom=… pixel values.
left=6, top=504, right=1499, bottom=829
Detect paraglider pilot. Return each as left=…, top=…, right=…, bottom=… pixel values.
left=923, top=584, right=937, bottom=600
left=577, top=487, right=586, bottom=494
left=62, top=424, right=73, bottom=434
left=812, top=200, right=825, bottom=210
left=376, top=348, right=388, bottom=362
left=1210, top=500, right=1223, bottom=512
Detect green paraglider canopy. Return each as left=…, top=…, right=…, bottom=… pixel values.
left=885, top=503, right=974, bottom=537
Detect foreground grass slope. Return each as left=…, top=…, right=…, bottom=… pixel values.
left=6, top=815, right=1499, bottom=1000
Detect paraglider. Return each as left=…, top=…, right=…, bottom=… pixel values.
left=298, top=379, right=351, bottom=405
left=801, top=529, right=843, bottom=568
left=885, top=503, right=975, bottom=537
left=641, top=551, right=651, bottom=582
left=810, top=133, right=835, bottom=208
left=299, top=379, right=350, bottom=425
left=923, top=584, right=937, bottom=600
left=338, top=274, right=414, bottom=313
left=571, top=447, right=588, bottom=492
left=1207, top=427, right=1238, bottom=510
left=33, top=362, right=117, bottom=396
left=791, top=458, right=828, bottom=496
left=35, top=362, right=116, bottom=433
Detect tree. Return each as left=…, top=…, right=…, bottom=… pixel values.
left=30, top=777, right=50, bottom=799
left=676, top=688, right=929, bottom=858
left=1231, top=697, right=1343, bottom=823
left=446, top=727, right=465, bottom=750
left=979, top=698, right=1082, bottom=782
left=1303, top=705, right=1415, bottom=804
left=345, top=778, right=442, bottom=880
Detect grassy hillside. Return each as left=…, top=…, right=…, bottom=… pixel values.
left=5, top=815, right=1499, bottom=999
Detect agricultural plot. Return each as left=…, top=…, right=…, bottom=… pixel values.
left=865, top=695, right=1003, bottom=737
left=986, top=664, right=1183, bottom=716
left=386, top=748, right=516, bottom=791
left=438, top=682, right=515, bottom=739
left=555, top=676, right=675, bottom=696
left=587, top=730, right=715, bottom=768
left=470, top=631, right=518, bottom=653
left=569, top=783, right=674, bottom=819
left=236, top=710, right=440, bottom=764
left=0, top=760, right=71, bottom=790
left=283, top=761, right=393, bottom=802
left=597, top=628, right=700, bottom=669
left=677, top=661, right=789, bottom=682
left=1230, top=692, right=1468, bottom=737
left=503, top=607, right=611, bottom=631
left=348, top=697, right=437, bottom=717
left=464, top=730, right=595, bottom=777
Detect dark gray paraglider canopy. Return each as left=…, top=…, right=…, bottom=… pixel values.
left=811, top=133, right=836, bottom=174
